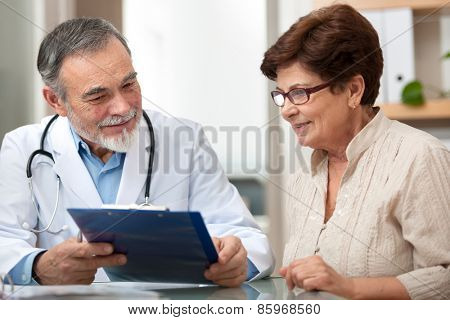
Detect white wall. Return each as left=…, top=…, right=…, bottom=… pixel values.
left=0, top=0, right=38, bottom=140
left=123, top=0, right=268, bottom=176
left=0, top=0, right=75, bottom=141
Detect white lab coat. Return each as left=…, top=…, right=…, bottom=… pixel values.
left=0, top=109, right=274, bottom=281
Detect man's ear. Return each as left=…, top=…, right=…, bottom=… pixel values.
left=42, top=86, right=68, bottom=117
left=346, top=74, right=365, bottom=109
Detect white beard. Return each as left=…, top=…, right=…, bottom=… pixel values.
left=96, top=125, right=138, bottom=153
left=66, top=104, right=141, bottom=153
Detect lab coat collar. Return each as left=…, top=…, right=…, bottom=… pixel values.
left=115, top=112, right=152, bottom=205
left=49, top=116, right=103, bottom=208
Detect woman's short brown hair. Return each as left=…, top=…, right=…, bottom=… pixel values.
left=260, top=4, right=383, bottom=106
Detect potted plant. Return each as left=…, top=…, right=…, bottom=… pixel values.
left=401, top=51, right=450, bottom=106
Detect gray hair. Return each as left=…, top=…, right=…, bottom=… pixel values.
left=37, top=17, right=131, bottom=101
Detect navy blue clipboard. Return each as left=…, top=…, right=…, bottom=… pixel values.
left=67, top=208, right=218, bottom=284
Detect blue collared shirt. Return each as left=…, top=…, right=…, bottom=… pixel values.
left=69, top=127, right=125, bottom=204
left=8, top=126, right=258, bottom=284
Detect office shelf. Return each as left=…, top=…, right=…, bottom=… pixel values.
left=380, top=98, right=450, bottom=120
left=314, top=0, right=450, bottom=10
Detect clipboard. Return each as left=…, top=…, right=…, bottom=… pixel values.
left=67, top=207, right=218, bottom=284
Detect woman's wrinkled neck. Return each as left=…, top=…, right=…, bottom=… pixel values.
left=326, top=106, right=376, bottom=163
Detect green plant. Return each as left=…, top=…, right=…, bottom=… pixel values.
left=401, top=51, right=450, bottom=106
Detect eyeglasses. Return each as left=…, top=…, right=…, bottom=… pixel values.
left=271, top=82, right=331, bottom=107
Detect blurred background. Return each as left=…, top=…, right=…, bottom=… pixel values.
left=1, top=0, right=449, bottom=272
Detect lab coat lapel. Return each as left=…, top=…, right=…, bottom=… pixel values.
left=115, top=116, right=151, bottom=205
left=49, top=116, right=103, bottom=208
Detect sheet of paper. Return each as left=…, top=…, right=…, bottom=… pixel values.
left=5, top=284, right=159, bottom=300
left=94, top=281, right=216, bottom=291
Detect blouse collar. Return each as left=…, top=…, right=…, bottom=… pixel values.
left=308, top=107, right=392, bottom=175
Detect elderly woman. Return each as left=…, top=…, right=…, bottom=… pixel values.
left=261, top=4, right=449, bottom=299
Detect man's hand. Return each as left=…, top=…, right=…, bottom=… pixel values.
left=204, top=236, right=248, bottom=287
left=33, top=237, right=127, bottom=285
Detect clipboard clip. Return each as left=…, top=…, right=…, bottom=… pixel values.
left=101, top=202, right=169, bottom=211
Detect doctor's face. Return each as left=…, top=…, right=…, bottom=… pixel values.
left=58, top=37, right=142, bottom=152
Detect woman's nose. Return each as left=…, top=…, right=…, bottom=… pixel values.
left=281, top=101, right=299, bottom=120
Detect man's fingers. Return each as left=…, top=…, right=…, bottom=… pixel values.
left=205, top=265, right=245, bottom=281
left=210, top=269, right=247, bottom=287
left=218, top=237, right=243, bottom=264
left=208, top=247, right=246, bottom=274
left=211, top=237, right=221, bottom=252
left=76, top=254, right=127, bottom=271
left=70, top=270, right=97, bottom=284
left=203, top=236, right=247, bottom=287
left=93, top=254, right=127, bottom=268
left=71, top=242, right=114, bottom=258
left=205, top=255, right=247, bottom=280
left=74, top=276, right=96, bottom=285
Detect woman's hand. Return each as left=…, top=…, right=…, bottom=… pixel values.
left=279, top=255, right=355, bottom=298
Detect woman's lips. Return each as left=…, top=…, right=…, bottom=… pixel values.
left=293, top=121, right=311, bottom=135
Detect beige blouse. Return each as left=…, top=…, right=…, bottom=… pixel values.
left=283, top=108, right=450, bottom=299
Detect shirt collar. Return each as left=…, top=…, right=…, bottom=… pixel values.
left=69, top=124, right=91, bottom=155
left=345, top=107, right=391, bottom=161
left=308, top=107, right=392, bottom=174
left=69, top=124, right=124, bottom=161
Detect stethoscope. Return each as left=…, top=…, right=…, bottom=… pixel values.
left=22, top=110, right=155, bottom=235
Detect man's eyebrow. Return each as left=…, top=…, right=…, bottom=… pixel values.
left=81, top=72, right=137, bottom=99
left=82, top=86, right=106, bottom=99
left=121, top=71, right=138, bottom=84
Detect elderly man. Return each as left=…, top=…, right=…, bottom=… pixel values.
left=0, top=17, right=274, bottom=286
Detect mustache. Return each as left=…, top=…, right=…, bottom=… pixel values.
left=97, top=108, right=138, bottom=127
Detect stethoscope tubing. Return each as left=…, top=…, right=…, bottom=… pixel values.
left=24, top=110, right=154, bottom=234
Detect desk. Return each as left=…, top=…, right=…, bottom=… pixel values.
left=4, top=277, right=343, bottom=300
left=152, top=277, right=343, bottom=300
left=0, top=277, right=342, bottom=300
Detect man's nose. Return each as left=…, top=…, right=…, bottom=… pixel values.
left=109, top=93, right=131, bottom=115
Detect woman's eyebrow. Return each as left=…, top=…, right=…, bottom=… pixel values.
left=276, top=82, right=311, bottom=91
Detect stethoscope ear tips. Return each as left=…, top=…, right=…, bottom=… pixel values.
left=22, top=222, right=31, bottom=230
left=61, top=225, right=68, bottom=231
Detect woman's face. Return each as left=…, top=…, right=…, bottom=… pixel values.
left=276, top=62, right=352, bottom=151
